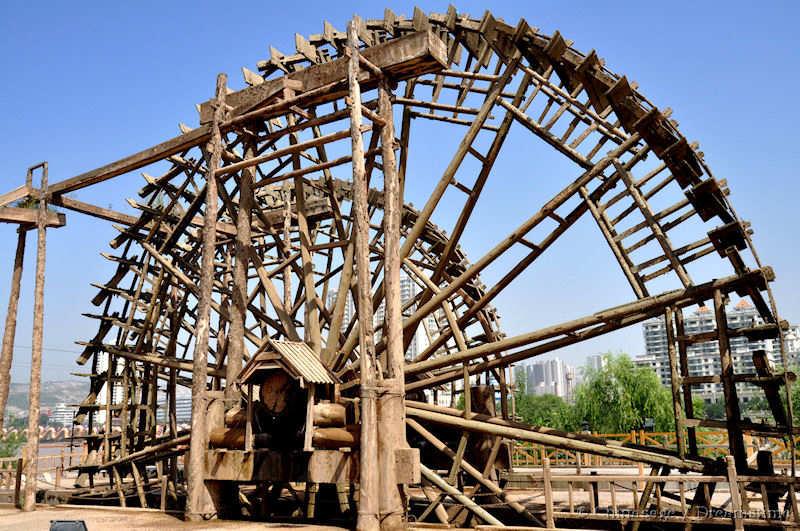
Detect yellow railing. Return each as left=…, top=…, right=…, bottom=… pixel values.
left=513, top=430, right=795, bottom=467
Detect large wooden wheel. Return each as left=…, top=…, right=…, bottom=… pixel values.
left=69, top=7, right=794, bottom=526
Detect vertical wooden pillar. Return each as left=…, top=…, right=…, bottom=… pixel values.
left=348, top=18, right=380, bottom=531
left=281, top=186, right=293, bottom=310
left=543, top=457, right=555, bottom=528
left=104, top=355, right=116, bottom=461
left=289, top=113, right=321, bottom=353
left=663, top=306, right=686, bottom=458
left=726, top=456, right=745, bottom=530
left=713, top=289, right=747, bottom=471
left=378, top=75, right=407, bottom=529
left=674, top=309, right=698, bottom=456
left=186, top=73, right=226, bottom=521
left=226, top=137, right=254, bottom=401
left=23, top=162, right=48, bottom=512
left=0, top=228, right=27, bottom=431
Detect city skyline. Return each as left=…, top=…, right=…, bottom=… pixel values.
left=1, top=2, right=798, bottom=385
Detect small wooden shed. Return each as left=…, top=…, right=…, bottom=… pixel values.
left=238, top=339, right=336, bottom=451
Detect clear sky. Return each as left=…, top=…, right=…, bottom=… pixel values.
left=0, top=0, right=798, bottom=382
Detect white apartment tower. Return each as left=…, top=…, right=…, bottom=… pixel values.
left=637, top=300, right=795, bottom=402
left=515, top=358, right=576, bottom=401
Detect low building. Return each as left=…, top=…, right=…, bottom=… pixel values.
left=49, top=403, right=77, bottom=427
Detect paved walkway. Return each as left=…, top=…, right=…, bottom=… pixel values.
left=0, top=505, right=347, bottom=531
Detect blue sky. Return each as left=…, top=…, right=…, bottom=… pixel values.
left=0, top=1, right=798, bottom=381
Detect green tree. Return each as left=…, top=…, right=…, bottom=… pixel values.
left=692, top=396, right=706, bottom=418
left=572, top=353, right=673, bottom=433
left=516, top=393, right=575, bottom=431
left=792, top=377, right=800, bottom=426
left=0, top=433, right=25, bottom=458
left=0, top=416, right=26, bottom=458
left=705, top=399, right=726, bottom=420
left=455, top=392, right=464, bottom=411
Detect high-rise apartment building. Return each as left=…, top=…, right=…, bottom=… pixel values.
left=156, top=396, right=193, bottom=424
left=514, top=358, right=576, bottom=401
left=325, top=272, right=435, bottom=359
left=636, top=300, right=798, bottom=402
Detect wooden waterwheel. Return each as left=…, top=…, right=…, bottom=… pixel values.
left=60, top=7, right=795, bottom=528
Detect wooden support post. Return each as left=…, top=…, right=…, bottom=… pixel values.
left=104, top=355, right=115, bottom=462
left=160, top=474, right=168, bottom=512
left=305, top=482, right=318, bottom=519
left=0, top=228, right=27, bottom=431
left=131, top=462, right=148, bottom=508
left=674, top=309, right=698, bottom=456
left=377, top=66, right=407, bottom=529
left=726, top=456, right=745, bottom=531
left=282, top=186, right=292, bottom=311
left=336, top=483, right=351, bottom=514
left=245, top=384, right=253, bottom=452
left=304, top=384, right=315, bottom=451
left=14, top=457, right=22, bottom=509
left=543, top=457, right=555, bottom=528
left=290, top=112, right=322, bottom=353
left=23, top=162, right=48, bottom=512
left=664, top=306, right=686, bottom=458
left=349, top=18, right=380, bottom=531
left=186, top=73, right=226, bottom=521
left=226, top=137, right=255, bottom=401
left=714, top=289, right=747, bottom=471
left=112, top=466, right=126, bottom=507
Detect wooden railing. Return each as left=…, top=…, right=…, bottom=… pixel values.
left=513, top=430, right=794, bottom=468
left=0, top=448, right=84, bottom=506
left=530, top=456, right=800, bottom=529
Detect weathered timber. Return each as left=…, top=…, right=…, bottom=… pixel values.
left=0, top=185, right=32, bottom=207
left=349, top=19, right=380, bottom=531
left=0, top=229, right=26, bottom=432
left=45, top=30, right=447, bottom=197
left=406, top=404, right=708, bottom=472
left=0, top=206, right=65, bottom=227
left=186, top=74, right=226, bottom=521
left=199, top=29, right=447, bottom=122
left=23, top=163, right=48, bottom=512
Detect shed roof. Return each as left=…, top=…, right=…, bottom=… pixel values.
left=270, top=339, right=334, bottom=384
left=238, top=339, right=335, bottom=385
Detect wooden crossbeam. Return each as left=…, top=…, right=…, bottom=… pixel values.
left=0, top=206, right=65, bottom=227
left=51, top=195, right=138, bottom=225
left=44, top=30, right=447, bottom=197
left=0, top=185, right=31, bottom=207
left=400, top=268, right=773, bottom=385
left=407, top=403, right=709, bottom=472
left=199, top=29, right=447, bottom=122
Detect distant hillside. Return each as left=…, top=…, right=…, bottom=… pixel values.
left=5, top=381, right=87, bottom=419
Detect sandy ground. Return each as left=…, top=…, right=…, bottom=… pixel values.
left=0, top=505, right=347, bottom=531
